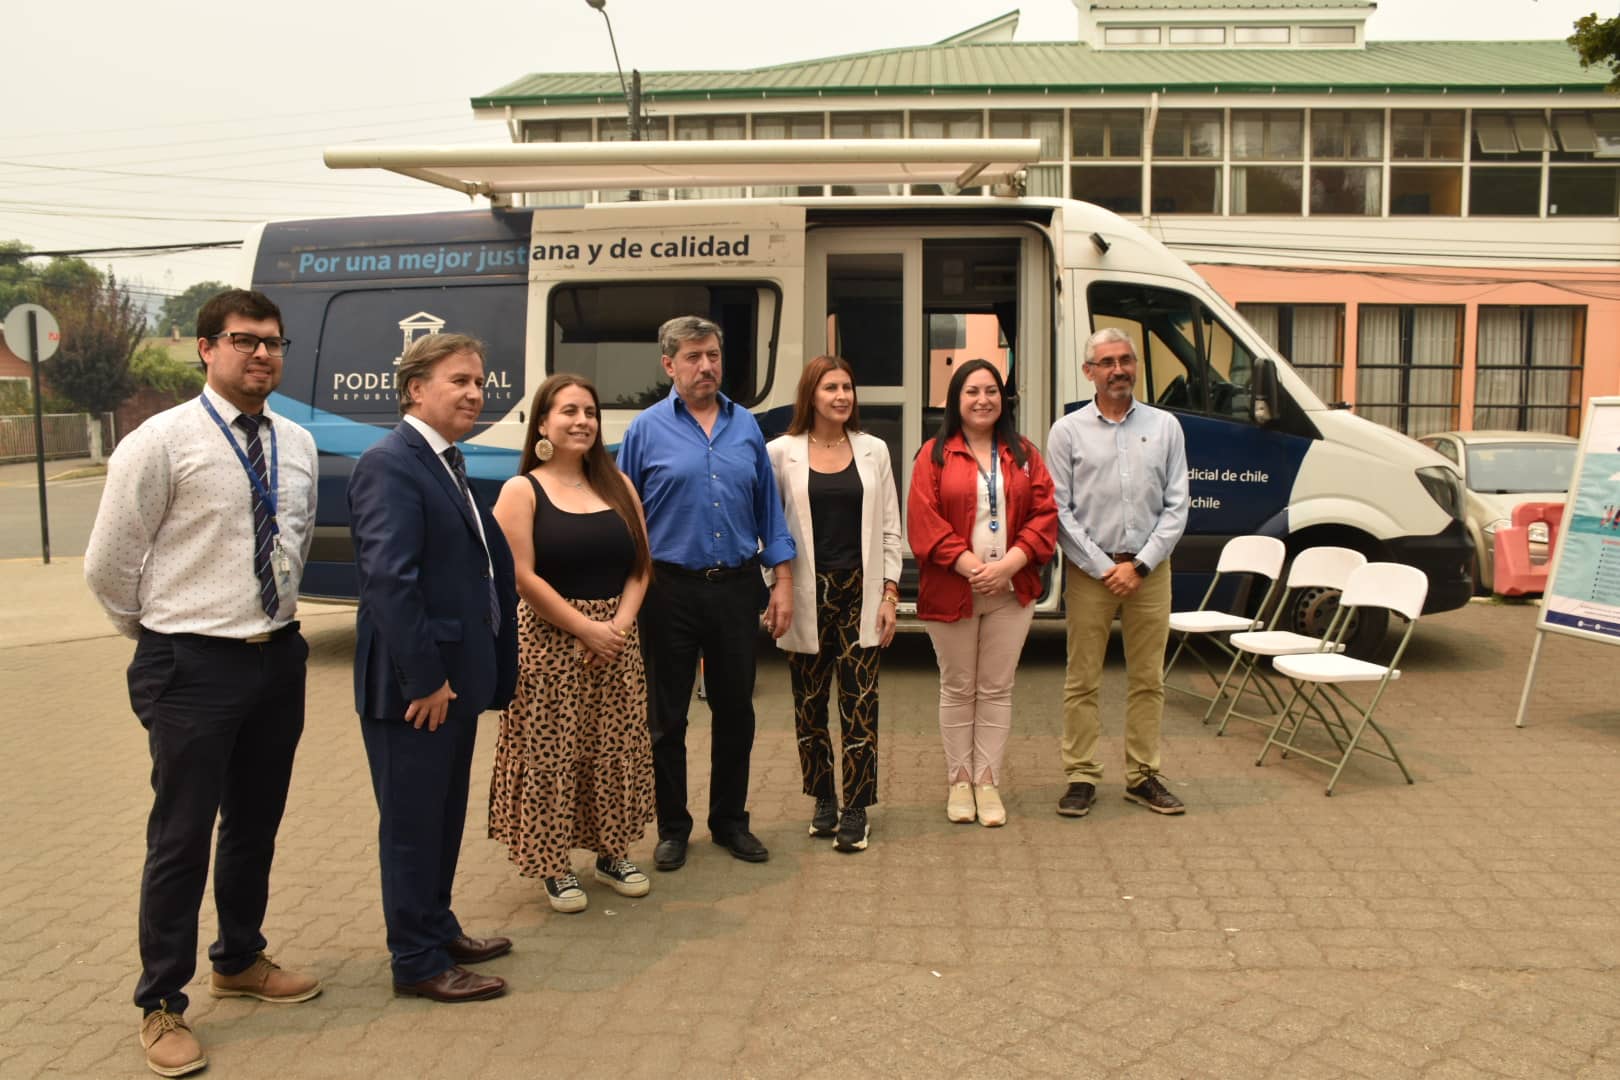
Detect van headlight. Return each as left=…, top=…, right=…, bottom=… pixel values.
left=1416, top=467, right=1464, bottom=521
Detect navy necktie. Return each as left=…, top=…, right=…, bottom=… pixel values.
left=234, top=414, right=279, bottom=618
left=444, top=445, right=503, bottom=635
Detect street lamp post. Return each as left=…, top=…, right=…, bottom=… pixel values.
left=584, top=0, right=642, bottom=143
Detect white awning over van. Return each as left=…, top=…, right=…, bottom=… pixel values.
left=322, top=138, right=1042, bottom=200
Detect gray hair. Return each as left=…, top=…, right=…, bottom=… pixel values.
left=1084, top=327, right=1137, bottom=366
left=397, top=332, right=485, bottom=416
left=658, top=315, right=724, bottom=359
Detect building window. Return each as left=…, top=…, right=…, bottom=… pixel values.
left=1151, top=166, right=1222, bottom=213
left=1232, top=110, right=1303, bottom=214
left=829, top=112, right=902, bottom=196
left=1234, top=26, right=1290, bottom=44
left=1104, top=26, right=1161, bottom=45
left=991, top=110, right=1063, bottom=196
left=525, top=121, right=595, bottom=206
left=1153, top=110, right=1222, bottom=159
left=1300, top=25, right=1356, bottom=44
left=1312, top=167, right=1380, bottom=215
left=911, top=111, right=982, bottom=140
left=1169, top=26, right=1225, bottom=44
left=752, top=113, right=825, bottom=197
left=1239, top=303, right=1344, bottom=402
left=1471, top=111, right=1551, bottom=162
left=1469, top=167, right=1541, bottom=215
left=1311, top=110, right=1382, bottom=161
left=1355, top=305, right=1463, bottom=437
left=1390, top=166, right=1462, bottom=215
left=1072, top=110, right=1143, bottom=159
left=1072, top=166, right=1143, bottom=214
left=1548, top=167, right=1620, bottom=216
left=1391, top=110, right=1464, bottom=160
left=671, top=115, right=747, bottom=199
left=1474, top=306, right=1585, bottom=435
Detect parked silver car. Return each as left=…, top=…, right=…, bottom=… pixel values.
left=1417, top=430, right=1578, bottom=593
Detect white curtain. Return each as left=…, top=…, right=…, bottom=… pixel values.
left=1230, top=167, right=1249, bottom=213
left=1294, top=306, right=1342, bottom=400
left=1474, top=307, right=1523, bottom=429
left=1529, top=308, right=1579, bottom=433
left=1355, top=305, right=1403, bottom=430
left=1240, top=304, right=1280, bottom=349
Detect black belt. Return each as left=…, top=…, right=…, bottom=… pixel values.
left=147, top=621, right=301, bottom=646
left=1107, top=552, right=1138, bottom=563
left=654, top=559, right=760, bottom=583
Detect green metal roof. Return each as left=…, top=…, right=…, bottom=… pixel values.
left=473, top=40, right=1615, bottom=108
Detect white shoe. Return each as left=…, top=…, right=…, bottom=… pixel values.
left=975, top=784, right=1006, bottom=827
left=946, top=781, right=976, bottom=823
left=543, top=871, right=587, bottom=913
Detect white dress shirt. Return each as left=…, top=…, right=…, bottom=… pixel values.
left=84, top=385, right=318, bottom=639
left=1046, top=398, right=1190, bottom=579
left=400, top=413, right=494, bottom=577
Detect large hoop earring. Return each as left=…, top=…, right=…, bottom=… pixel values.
left=534, top=435, right=555, bottom=462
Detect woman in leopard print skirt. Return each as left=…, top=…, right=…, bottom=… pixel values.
left=488, top=374, right=656, bottom=913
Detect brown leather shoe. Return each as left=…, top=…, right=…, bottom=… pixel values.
left=393, top=965, right=506, bottom=1003
left=139, top=1008, right=206, bottom=1077
left=445, top=934, right=512, bottom=965
left=209, top=953, right=322, bottom=1003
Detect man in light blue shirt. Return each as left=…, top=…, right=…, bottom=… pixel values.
left=618, top=315, right=796, bottom=872
left=1047, top=327, right=1190, bottom=818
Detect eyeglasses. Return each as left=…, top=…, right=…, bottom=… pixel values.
left=1086, top=355, right=1135, bottom=370
left=210, top=332, right=291, bottom=358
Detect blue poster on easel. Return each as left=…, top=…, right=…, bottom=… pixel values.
left=1517, top=397, right=1620, bottom=726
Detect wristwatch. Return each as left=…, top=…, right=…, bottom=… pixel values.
left=1131, top=559, right=1149, bottom=577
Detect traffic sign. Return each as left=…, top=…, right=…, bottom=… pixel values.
left=3, top=303, right=61, bottom=362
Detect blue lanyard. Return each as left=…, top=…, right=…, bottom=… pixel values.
left=199, top=394, right=280, bottom=537
left=973, top=434, right=1001, bottom=533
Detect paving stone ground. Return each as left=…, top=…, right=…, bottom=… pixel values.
left=3, top=558, right=1619, bottom=1079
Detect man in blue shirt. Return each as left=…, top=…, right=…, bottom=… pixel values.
left=618, top=315, right=796, bottom=871
left=1047, top=327, right=1190, bottom=818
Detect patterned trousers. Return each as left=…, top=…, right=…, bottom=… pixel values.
left=787, top=568, right=880, bottom=809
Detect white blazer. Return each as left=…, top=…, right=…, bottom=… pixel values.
left=766, top=430, right=903, bottom=654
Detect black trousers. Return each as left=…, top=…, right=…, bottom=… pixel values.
left=127, top=627, right=307, bottom=1015
left=787, top=569, right=881, bottom=810
left=359, top=706, right=478, bottom=985
left=639, top=568, right=763, bottom=841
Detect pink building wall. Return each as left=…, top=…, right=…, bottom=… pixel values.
left=1195, top=263, right=1620, bottom=432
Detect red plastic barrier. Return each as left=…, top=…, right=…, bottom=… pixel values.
left=1492, top=501, right=1565, bottom=597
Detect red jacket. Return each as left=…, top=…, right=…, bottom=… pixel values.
left=906, top=433, right=1058, bottom=622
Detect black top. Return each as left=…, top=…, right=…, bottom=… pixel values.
left=808, top=458, right=863, bottom=572
left=528, top=474, right=634, bottom=600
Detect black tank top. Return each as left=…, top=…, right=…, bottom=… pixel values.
left=808, top=458, right=863, bottom=571
left=528, top=474, right=635, bottom=600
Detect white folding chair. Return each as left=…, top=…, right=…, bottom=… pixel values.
left=1209, top=546, right=1367, bottom=734
left=1164, top=534, right=1286, bottom=708
left=1257, top=562, right=1428, bottom=796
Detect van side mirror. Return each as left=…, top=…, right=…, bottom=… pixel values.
left=1251, top=357, right=1278, bottom=426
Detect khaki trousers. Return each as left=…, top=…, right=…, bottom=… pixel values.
left=1060, top=560, right=1172, bottom=788
left=924, top=588, right=1034, bottom=787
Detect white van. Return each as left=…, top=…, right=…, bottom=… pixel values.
left=249, top=140, right=1472, bottom=656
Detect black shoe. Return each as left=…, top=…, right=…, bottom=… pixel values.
left=1057, top=782, right=1097, bottom=817
left=808, top=797, right=839, bottom=838
left=653, top=838, right=688, bottom=871
left=1124, top=775, right=1186, bottom=815
left=711, top=829, right=769, bottom=862
left=833, top=807, right=869, bottom=853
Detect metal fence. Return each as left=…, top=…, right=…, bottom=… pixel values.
left=0, top=413, right=106, bottom=463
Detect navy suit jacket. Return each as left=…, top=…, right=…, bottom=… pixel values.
left=347, top=421, right=518, bottom=722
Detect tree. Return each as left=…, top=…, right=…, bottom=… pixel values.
left=130, top=343, right=205, bottom=396
left=45, top=270, right=145, bottom=415
left=1569, top=10, right=1620, bottom=89
left=155, top=279, right=231, bottom=338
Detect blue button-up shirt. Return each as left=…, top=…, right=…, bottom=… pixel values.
left=1046, top=398, right=1189, bottom=579
left=617, top=389, right=795, bottom=571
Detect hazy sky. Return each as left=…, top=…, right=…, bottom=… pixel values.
left=2, top=0, right=1604, bottom=308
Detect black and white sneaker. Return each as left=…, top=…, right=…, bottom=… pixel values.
left=808, top=796, right=839, bottom=838
left=593, top=856, right=651, bottom=897
left=543, top=871, right=587, bottom=913
left=833, top=807, right=869, bottom=853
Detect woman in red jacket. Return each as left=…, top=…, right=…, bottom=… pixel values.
left=907, top=359, right=1057, bottom=827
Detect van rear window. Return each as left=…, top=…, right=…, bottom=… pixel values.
left=547, top=282, right=779, bottom=408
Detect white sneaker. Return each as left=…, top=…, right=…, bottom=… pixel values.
left=593, top=856, right=651, bottom=897
left=946, top=781, right=976, bottom=823
left=543, top=871, right=587, bottom=913
left=975, top=784, right=1006, bottom=827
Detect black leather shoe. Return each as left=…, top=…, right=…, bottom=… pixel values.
left=654, top=838, right=688, bottom=871
left=1057, top=782, right=1097, bottom=817
left=393, top=965, right=506, bottom=1003
left=445, top=934, right=512, bottom=965
left=712, top=829, right=769, bottom=863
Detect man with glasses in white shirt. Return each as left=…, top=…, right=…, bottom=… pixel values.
left=86, top=289, right=321, bottom=1078
left=1046, top=327, right=1190, bottom=820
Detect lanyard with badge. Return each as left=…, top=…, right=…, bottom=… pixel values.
left=973, top=434, right=1001, bottom=561
left=199, top=395, right=293, bottom=592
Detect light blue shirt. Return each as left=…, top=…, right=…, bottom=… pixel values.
left=617, top=388, right=795, bottom=571
left=1046, top=398, right=1189, bottom=579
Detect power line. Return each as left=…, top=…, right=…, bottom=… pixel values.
left=9, top=241, right=243, bottom=259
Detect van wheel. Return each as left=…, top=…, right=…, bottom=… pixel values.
left=1280, top=585, right=1389, bottom=662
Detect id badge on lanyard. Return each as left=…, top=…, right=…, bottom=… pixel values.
left=199, top=396, right=289, bottom=592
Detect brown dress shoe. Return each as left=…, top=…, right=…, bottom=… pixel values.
left=394, top=965, right=506, bottom=1003
left=209, top=953, right=322, bottom=1003
left=445, top=934, right=512, bottom=965
left=139, top=1008, right=206, bottom=1077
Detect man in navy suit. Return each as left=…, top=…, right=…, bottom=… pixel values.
left=348, top=332, right=519, bottom=1003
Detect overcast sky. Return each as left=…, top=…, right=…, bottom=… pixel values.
left=1, top=0, right=1604, bottom=310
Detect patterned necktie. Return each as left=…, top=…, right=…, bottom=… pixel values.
left=443, top=445, right=503, bottom=634
left=233, top=414, right=279, bottom=618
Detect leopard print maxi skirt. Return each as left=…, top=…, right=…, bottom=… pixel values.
left=489, top=596, right=655, bottom=879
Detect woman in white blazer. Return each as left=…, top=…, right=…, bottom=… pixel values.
left=767, top=355, right=902, bottom=854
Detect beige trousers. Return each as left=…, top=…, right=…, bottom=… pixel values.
left=1060, top=560, right=1173, bottom=788
left=924, top=588, right=1035, bottom=786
